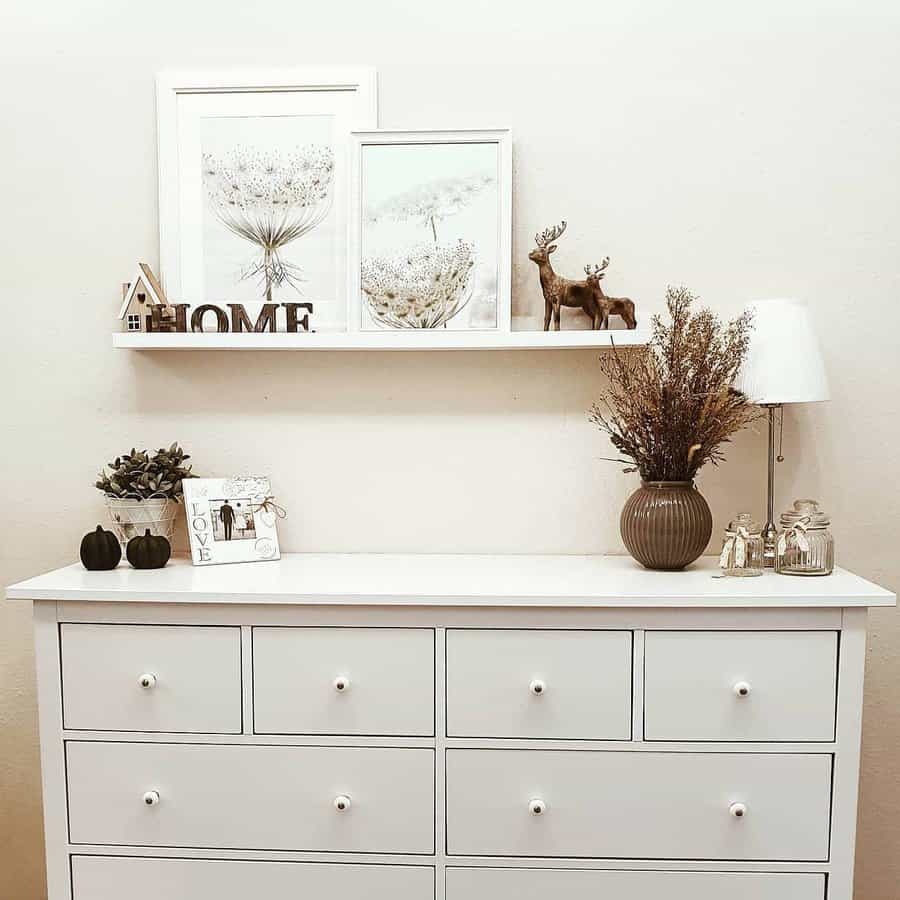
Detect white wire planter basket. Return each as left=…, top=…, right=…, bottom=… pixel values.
left=104, top=495, right=180, bottom=546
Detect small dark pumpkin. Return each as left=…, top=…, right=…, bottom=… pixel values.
left=126, top=529, right=171, bottom=569
left=80, top=525, right=122, bottom=570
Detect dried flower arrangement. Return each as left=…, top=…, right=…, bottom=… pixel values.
left=590, top=286, right=758, bottom=482
left=95, top=444, right=195, bottom=501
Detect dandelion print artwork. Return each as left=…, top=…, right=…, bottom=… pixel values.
left=361, top=241, right=476, bottom=328
left=196, top=113, right=346, bottom=327
left=365, top=174, right=495, bottom=243
left=358, top=140, right=503, bottom=331
left=202, top=144, right=334, bottom=302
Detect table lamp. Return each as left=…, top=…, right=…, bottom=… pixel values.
left=735, top=298, right=830, bottom=566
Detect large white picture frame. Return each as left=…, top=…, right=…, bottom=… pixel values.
left=348, top=129, right=512, bottom=335
left=157, top=68, right=377, bottom=332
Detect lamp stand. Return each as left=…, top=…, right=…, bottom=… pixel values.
left=762, top=404, right=782, bottom=567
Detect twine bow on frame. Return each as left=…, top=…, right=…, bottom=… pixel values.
left=777, top=516, right=811, bottom=556
left=250, top=496, right=288, bottom=519
left=719, top=525, right=752, bottom=570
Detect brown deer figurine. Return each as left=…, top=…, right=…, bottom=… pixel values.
left=585, top=259, right=638, bottom=329
left=529, top=221, right=603, bottom=330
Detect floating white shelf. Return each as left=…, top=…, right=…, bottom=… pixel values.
left=112, top=329, right=650, bottom=351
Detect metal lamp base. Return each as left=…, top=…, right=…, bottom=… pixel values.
left=763, top=404, right=783, bottom=568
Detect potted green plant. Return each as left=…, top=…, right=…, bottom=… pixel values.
left=590, top=287, right=757, bottom=570
left=95, top=444, right=194, bottom=545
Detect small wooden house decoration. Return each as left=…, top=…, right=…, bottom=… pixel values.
left=118, top=263, right=169, bottom=332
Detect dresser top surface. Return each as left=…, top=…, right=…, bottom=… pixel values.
left=6, top=553, right=895, bottom=607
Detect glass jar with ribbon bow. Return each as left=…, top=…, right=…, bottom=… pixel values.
left=775, top=499, right=834, bottom=576
left=719, top=513, right=765, bottom=577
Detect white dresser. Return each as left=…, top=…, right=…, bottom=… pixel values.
left=8, top=554, right=894, bottom=900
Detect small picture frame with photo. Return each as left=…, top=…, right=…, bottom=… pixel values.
left=183, top=476, right=282, bottom=566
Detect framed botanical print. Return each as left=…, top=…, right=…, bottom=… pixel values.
left=157, top=68, right=377, bottom=332
left=183, top=476, right=282, bottom=566
left=348, top=129, right=512, bottom=333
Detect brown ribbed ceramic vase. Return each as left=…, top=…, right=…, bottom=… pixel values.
left=620, top=481, right=713, bottom=571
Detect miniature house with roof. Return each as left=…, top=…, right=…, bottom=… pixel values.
left=118, top=263, right=170, bottom=332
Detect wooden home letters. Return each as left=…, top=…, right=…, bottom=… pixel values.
left=145, top=302, right=315, bottom=334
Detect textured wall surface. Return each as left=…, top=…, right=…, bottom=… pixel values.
left=1, top=1, right=898, bottom=897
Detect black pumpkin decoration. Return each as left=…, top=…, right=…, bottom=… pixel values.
left=80, top=525, right=122, bottom=570
left=126, top=529, right=171, bottom=569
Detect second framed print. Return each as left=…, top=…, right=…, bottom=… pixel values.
left=349, top=129, right=512, bottom=334
left=157, top=68, right=377, bottom=333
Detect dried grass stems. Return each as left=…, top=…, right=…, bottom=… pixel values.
left=590, top=286, right=759, bottom=482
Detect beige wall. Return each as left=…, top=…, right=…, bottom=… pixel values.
left=2, top=1, right=898, bottom=896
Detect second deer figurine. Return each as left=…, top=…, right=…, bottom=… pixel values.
left=585, top=259, right=638, bottom=329
left=529, top=221, right=603, bottom=331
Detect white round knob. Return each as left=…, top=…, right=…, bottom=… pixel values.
left=139, top=673, right=157, bottom=690
left=334, top=794, right=352, bottom=812
left=528, top=798, right=547, bottom=816
left=733, top=681, right=751, bottom=698
left=142, top=790, right=160, bottom=807
left=333, top=676, right=350, bottom=693
left=729, top=802, right=748, bottom=819
left=529, top=679, right=547, bottom=696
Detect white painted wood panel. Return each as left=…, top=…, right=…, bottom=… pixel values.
left=33, top=603, right=72, bottom=900
left=828, top=608, right=868, bottom=900
left=445, top=867, right=824, bottom=900
left=49, top=601, right=846, bottom=630
left=445, top=750, right=831, bottom=860
left=644, top=632, right=837, bottom=741
left=72, top=856, right=434, bottom=900
left=446, top=630, right=631, bottom=739
left=67, top=742, right=434, bottom=854
left=253, top=627, right=434, bottom=735
left=61, top=625, right=242, bottom=733
left=8, top=555, right=894, bottom=606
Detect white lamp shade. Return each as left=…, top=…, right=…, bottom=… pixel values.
left=735, top=298, right=830, bottom=405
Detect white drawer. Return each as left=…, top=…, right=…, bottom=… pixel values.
left=253, top=627, right=434, bottom=735
left=67, top=742, right=434, bottom=854
left=446, top=867, right=824, bottom=900
left=446, top=630, right=632, bottom=739
left=446, top=750, right=831, bottom=860
left=61, top=625, right=242, bottom=734
left=72, top=856, right=434, bottom=900
left=643, top=631, right=837, bottom=741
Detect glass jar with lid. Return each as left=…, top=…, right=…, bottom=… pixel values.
left=719, top=513, right=765, bottom=576
left=775, top=499, right=834, bottom=576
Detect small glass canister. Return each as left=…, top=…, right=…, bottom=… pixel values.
left=719, top=513, right=765, bottom=577
left=775, top=499, right=835, bottom=576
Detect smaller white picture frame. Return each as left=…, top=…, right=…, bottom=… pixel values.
left=183, top=476, right=281, bottom=566
left=348, top=128, right=513, bottom=336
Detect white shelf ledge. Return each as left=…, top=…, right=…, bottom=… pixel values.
left=112, top=330, right=650, bottom=351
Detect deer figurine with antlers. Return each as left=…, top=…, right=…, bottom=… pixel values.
left=585, top=258, right=638, bottom=329
left=529, top=221, right=603, bottom=331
